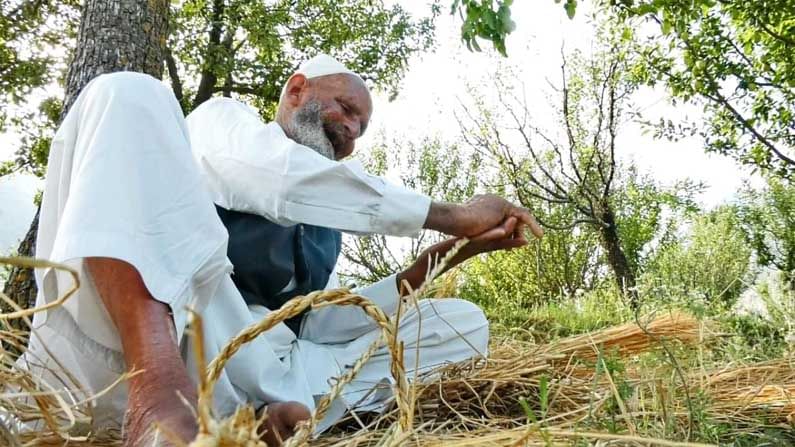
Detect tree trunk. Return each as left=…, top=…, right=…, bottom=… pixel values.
left=2, top=0, right=170, bottom=319
left=191, top=0, right=225, bottom=110
left=62, top=0, right=170, bottom=114
left=597, top=207, right=638, bottom=306
left=2, top=209, right=40, bottom=311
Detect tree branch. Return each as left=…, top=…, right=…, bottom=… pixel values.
left=192, top=0, right=226, bottom=109
left=164, top=47, right=184, bottom=112
left=602, top=61, right=619, bottom=199
left=704, top=82, right=795, bottom=169
left=560, top=52, right=584, bottom=184
left=756, top=19, right=795, bottom=47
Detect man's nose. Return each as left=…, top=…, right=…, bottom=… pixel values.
left=344, top=118, right=361, bottom=139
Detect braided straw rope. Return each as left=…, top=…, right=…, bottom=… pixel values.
left=197, top=239, right=470, bottom=446
left=198, top=289, right=410, bottom=446
left=282, top=333, right=384, bottom=447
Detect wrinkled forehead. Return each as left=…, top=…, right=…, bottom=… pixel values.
left=310, top=73, right=372, bottom=114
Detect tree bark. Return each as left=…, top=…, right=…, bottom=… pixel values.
left=597, top=207, right=638, bottom=306
left=165, top=47, right=185, bottom=112
left=2, top=209, right=40, bottom=312
left=3, top=0, right=170, bottom=320
left=62, top=0, right=169, bottom=115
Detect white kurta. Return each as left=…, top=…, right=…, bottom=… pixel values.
left=19, top=72, right=489, bottom=434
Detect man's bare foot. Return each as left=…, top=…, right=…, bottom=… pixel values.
left=259, top=401, right=312, bottom=446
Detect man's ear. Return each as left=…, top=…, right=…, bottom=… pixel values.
left=284, top=74, right=308, bottom=107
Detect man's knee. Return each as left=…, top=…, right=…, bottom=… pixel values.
left=418, top=298, right=489, bottom=350
left=418, top=298, right=487, bottom=323
left=450, top=298, right=489, bottom=349
left=82, top=72, right=172, bottom=111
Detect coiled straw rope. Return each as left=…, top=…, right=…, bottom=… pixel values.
left=192, top=239, right=469, bottom=446
left=191, top=289, right=409, bottom=447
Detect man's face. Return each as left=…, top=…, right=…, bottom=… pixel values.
left=286, top=73, right=373, bottom=160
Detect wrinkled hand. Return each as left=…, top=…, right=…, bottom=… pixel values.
left=399, top=215, right=540, bottom=295
left=456, top=215, right=529, bottom=260
left=425, top=194, right=543, bottom=239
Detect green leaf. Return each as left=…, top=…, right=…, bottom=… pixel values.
left=539, top=375, right=549, bottom=417
left=564, top=0, right=577, bottom=19
left=621, top=27, right=632, bottom=41
left=661, top=18, right=672, bottom=35
left=519, top=397, right=537, bottom=423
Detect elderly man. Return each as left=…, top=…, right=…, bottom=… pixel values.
left=22, top=55, right=541, bottom=445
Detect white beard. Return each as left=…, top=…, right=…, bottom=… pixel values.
left=287, top=100, right=335, bottom=160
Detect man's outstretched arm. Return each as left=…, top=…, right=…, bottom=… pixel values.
left=86, top=257, right=198, bottom=446
left=424, top=194, right=544, bottom=239
left=188, top=100, right=543, bottom=241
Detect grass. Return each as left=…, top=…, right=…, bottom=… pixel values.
left=470, top=277, right=795, bottom=446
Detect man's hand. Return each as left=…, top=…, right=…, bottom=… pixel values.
left=456, top=215, right=529, bottom=258
left=424, top=194, right=543, bottom=239
left=398, top=216, right=534, bottom=294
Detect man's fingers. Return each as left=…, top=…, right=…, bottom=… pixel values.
left=503, top=216, right=518, bottom=235
left=471, top=217, right=517, bottom=242
left=512, top=222, right=528, bottom=243
left=511, top=207, right=543, bottom=239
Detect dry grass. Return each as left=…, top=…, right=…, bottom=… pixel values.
left=693, top=358, right=795, bottom=425
left=1, top=254, right=794, bottom=446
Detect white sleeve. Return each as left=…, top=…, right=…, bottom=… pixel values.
left=186, top=97, right=431, bottom=237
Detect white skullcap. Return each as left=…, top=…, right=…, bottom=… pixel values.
left=296, top=54, right=362, bottom=80
left=280, top=54, right=364, bottom=100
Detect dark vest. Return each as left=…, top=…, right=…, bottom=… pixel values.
left=215, top=206, right=342, bottom=334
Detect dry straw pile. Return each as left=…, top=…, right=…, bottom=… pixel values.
left=1, top=253, right=793, bottom=446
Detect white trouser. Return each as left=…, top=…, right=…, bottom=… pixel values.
left=18, top=72, right=489, bottom=433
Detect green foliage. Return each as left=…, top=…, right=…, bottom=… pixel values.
left=396, top=138, right=480, bottom=203
left=0, top=0, right=78, bottom=178
left=615, top=0, right=795, bottom=178
left=6, top=96, right=61, bottom=177
left=460, top=254, right=632, bottom=337
left=171, top=0, right=438, bottom=113
left=593, top=349, right=635, bottom=433
left=723, top=314, right=787, bottom=361
left=716, top=270, right=795, bottom=362
left=0, top=1, right=78, bottom=109
left=451, top=0, right=580, bottom=56
left=641, top=206, right=752, bottom=303
left=451, top=0, right=516, bottom=56
left=738, top=177, right=795, bottom=283
left=456, top=45, right=639, bottom=286
left=459, top=215, right=603, bottom=307
left=2, top=0, right=438, bottom=178
left=458, top=37, right=699, bottom=296
left=524, top=286, right=630, bottom=339
left=612, top=166, right=702, bottom=275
